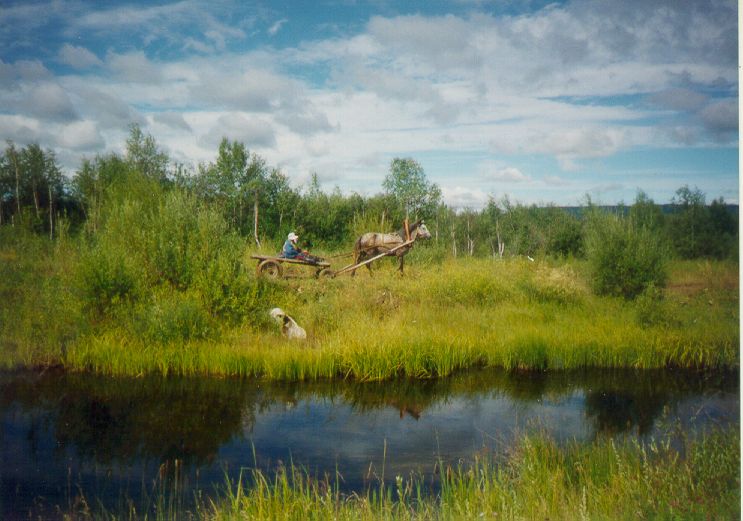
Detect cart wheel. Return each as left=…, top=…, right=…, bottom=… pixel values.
left=316, top=267, right=334, bottom=279
left=257, top=260, right=283, bottom=279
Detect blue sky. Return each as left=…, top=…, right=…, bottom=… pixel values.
left=0, top=0, right=738, bottom=208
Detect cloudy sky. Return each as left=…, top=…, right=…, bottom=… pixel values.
left=1, top=0, right=738, bottom=208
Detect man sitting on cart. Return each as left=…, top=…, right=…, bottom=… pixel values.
left=282, top=232, right=322, bottom=264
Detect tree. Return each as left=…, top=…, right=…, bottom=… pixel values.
left=382, top=158, right=441, bottom=220
left=125, top=124, right=169, bottom=183
left=194, top=138, right=267, bottom=245
left=262, top=168, right=299, bottom=238
left=668, top=185, right=710, bottom=258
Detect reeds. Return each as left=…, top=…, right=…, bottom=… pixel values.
left=63, top=428, right=739, bottom=519
left=198, top=427, right=738, bottom=520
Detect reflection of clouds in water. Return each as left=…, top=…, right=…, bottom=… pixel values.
left=1, top=368, right=739, bottom=515
left=236, top=393, right=592, bottom=484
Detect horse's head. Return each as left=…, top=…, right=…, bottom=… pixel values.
left=412, top=221, right=432, bottom=240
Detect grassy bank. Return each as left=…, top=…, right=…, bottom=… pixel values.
left=1, top=231, right=738, bottom=378
left=73, top=428, right=739, bottom=520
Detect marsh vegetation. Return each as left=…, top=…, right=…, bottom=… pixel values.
left=1, top=127, right=738, bottom=519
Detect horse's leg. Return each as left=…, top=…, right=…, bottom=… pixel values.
left=398, top=255, right=404, bottom=275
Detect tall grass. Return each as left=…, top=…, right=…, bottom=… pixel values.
left=59, top=256, right=739, bottom=379
left=2, top=221, right=739, bottom=377
left=71, top=427, right=738, bottom=520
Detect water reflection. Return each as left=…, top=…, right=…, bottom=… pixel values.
left=0, top=368, right=738, bottom=517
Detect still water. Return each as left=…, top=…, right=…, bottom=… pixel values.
left=0, top=368, right=738, bottom=517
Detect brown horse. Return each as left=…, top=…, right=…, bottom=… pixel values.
left=351, top=219, right=432, bottom=276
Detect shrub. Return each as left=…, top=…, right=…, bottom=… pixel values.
left=77, top=243, right=140, bottom=315
left=131, top=290, right=214, bottom=344
left=634, top=283, right=668, bottom=327
left=585, top=211, right=668, bottom=299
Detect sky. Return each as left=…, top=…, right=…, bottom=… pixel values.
left=0, top=0, right=738, bottom=208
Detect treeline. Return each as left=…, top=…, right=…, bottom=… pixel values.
left=1, top=125, right=738, bottom=262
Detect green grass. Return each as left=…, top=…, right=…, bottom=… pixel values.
left=70, top=427, right=740, bottom=520
left=1, top=232, right=739, bottom=378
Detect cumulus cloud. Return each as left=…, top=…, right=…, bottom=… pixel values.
left=153, top=111, right=192, bottom=132
left=72, top=85, right=145, bottom=129
left=55, top=120, right=105, bottom=150
left=0, top=0, right=735, bottom=202
left=441, top=185, right=491, bottom=209
left=698, top=98, right=738, bottom=134
left=191, top=68, right=294, bottom=111
left=17, top=82, right=79, bottom=122
left=106, top=51, right=163, bottom=83
left=0, top=115, right=42, bottom=144
left=58, top=43, right=102, bottom=69
left=480, top=163, right=531, bottom=183
left=0, top=59, right=52, bottom=88
left=200, top=113, right=276, bottom=149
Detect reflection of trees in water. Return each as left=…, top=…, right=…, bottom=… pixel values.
left=584, top=390, right=667, bottom=435
left=0, top=368, right=735, bottom=467
left=0, top=371, right=272, bottom=467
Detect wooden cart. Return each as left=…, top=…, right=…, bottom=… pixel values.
left=251, top=255, right=333, bottom=279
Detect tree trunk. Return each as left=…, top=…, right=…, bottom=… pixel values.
left=253, top=196, right=261, bottom=247
left=11, top=149, right=21, bottom=218
left=32, top=180, right=40, bottom=219
left=467, top=216, right=474, bottom=256
left=48, top=184, right=53, bottom=240
left=451, top=228, right=457, bottom=258
left=496, top=221, right=504, bottom=258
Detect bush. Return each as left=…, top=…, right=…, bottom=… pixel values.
left=634, top=283, right=668, bottom=327
left=77, top=243, right=140, bottom=315
left=131, top=289, right=214, bottom=344
left=585, top=211, right=668, bottom=299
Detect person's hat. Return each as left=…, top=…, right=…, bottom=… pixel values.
left=288, top=232, right=299, bottom=241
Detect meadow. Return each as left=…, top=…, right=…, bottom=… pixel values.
left=1, top=227, right=738, bottom=380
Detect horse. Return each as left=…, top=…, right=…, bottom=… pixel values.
left=351, top=219, right=432, bottom=276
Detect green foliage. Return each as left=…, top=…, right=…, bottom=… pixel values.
left=131, top=289, right=214, bottom=344
left=585, top=210, right=668, bottom=299
left=634, top=283, right=668, bottom=327
left=77, top=242, right=140, bottom=315
left=383, top=157, right=441, bottom=220
left=125, top=123, right=170, bottom=183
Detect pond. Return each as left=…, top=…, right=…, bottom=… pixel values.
left=0, top=368, right=738, bottom=518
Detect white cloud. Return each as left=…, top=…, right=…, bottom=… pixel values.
left=0, top=1, right=735, bottom=205
left=440, top=185, right=491, bottom=209
left=268, top=18, right=287, bottom=36
left=55, top=120, right=105, bottom=150
left=200, top=113, right=276, bottom=149
left=698, top=98, right=738, bottom=134
left=58, top=44, right=102, bottom=69
left=0, top=59, right=52, bottom=88
left=153, top=111, right=192, bottom=132
left=542, top=175, right=570, bottom=187
left=478, top=162, right=531, bottom=183
left=16, top=82, right=78, bottom=122
left=106, top=51, right=163, bottom=83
